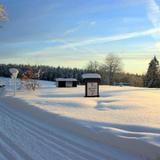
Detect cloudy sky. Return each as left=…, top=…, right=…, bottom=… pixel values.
left=0, top=0, right=160, bottom=73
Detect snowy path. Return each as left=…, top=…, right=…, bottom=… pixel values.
left=0, top=98, right=141, bottom=160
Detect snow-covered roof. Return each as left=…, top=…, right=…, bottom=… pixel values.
left=56, top=78, right=77, bottom=82
left=82, top=73, right=101, bottom=79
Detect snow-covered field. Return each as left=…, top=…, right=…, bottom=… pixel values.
left=0, top=77, right=160, bottom=160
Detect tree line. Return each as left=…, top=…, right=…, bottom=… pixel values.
left=0, top=54, right=160, bottom=88
left=0, top=64, right=86, bottom=83
left=86, top=54, right=160, bottom=88
left=0, top=54, right=142, bottom=87
left=85, top=54, right=144, bottom=87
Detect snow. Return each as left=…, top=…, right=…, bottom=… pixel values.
left=82, top=73, right=101, bottom=79
left=0, top=77, right=160, bottom=160
left=0, top=79, right=5, bottom=87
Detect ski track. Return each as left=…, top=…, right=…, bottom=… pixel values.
left=0, top=138, right=18, bottom=160
left=0, top=103, right=113, bottom=160
left=0, top=102, right=139, bottom=160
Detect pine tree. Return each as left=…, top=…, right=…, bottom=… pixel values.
left=144, top=56, right=160, bottom=88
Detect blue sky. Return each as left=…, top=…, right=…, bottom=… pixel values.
left=0, top=0, right=160, bottom=73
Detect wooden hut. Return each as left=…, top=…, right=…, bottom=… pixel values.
left=56, top=78, right=77, bottom=87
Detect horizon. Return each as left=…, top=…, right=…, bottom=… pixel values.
left=0, top=62, right=147, bottom=76
left=0, top=0, right=160, bottom=74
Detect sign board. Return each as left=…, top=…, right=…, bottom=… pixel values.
left=87, top=82, right=98, bottom=96
left=9, top=68, right=19, bottom=79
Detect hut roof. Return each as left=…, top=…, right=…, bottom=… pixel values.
left=56, top=78, right=77, bottom=82
left=82, top=73, right=101, bottom=79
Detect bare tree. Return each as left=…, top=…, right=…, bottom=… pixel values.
left=104, top=54, right=123, bottom=85
left=0, top=4, right=7, bottom=21
left=86, top=61, right=99, bottom=73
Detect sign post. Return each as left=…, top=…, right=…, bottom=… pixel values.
left=9, top=68, right=19, bottom=96
left=82, top=73, right=101, bottom=97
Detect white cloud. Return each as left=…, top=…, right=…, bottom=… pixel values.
left=147, top=0, right=160, bottom=28
left=63, top=26, right=81, bottom=36
left=147, top=0, right=160, bottom=52
left=63, top=21, right=96, bottom=36
left=59, top=28, right=160, bottom=49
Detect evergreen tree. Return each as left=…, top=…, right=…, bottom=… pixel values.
left=144, top=56, right=160, bottom=88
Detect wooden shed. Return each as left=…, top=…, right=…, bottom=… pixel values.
left=56, top=78, right=77, bottom=88
left=82, top=73, right=101, bottom=97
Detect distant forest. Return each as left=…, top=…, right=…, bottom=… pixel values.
left=0, top=64, right=86, bottom=83
left=0, top=63, right=144, bottom=87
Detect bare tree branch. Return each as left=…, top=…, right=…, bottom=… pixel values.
left=0, top=4, right=7, bottom=21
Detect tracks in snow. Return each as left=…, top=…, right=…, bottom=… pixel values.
left=0, top=102, right=118, bottom=160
